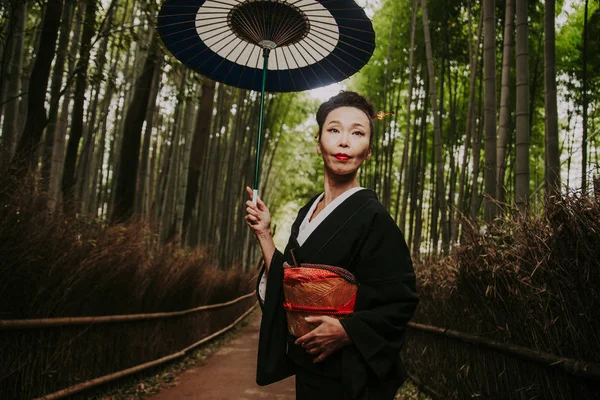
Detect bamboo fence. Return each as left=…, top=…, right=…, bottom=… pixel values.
left=0, top=292, right=258, bottom=399
left=407, top=322, right=600, bottom=380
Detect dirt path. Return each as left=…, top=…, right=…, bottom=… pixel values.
left=152, top=310, right=296, bottom=399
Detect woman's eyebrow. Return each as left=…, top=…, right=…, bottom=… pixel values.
left=327, top=120, right=365, bottom=128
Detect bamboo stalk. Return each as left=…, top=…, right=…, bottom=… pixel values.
left=33, top=302, right=258, bottom=400
left=0, top=292, right=255, bottom=330
left=408, top=322, right=600, bottom=379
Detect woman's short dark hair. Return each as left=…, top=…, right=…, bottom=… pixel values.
left=316, top=91, right=375, bottom=143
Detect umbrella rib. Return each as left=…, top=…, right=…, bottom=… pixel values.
left=290, top=0, right=338, bottom=7
left=160, top=4, right=218, bottom=7
left=159, top=25, right=203, bottom=40
left=298, top=7, right=371, bottom=12
left=232, top=10, right=263, bottom=44
left=236, top=2, right=263, bottom=44
left=172, top=26, right=230, bottom=57
left=204, top=0, right=243, bottom=7
left=173, top=41, right=213, bottom=66
left=275, top=22, right=307, bottom=46
left=297, top=38, right=345, bottom=82
left=280, top=6, right=310, bottom=43
left=295, top=39, right=337, bottom=81
left=232, top=39, right=253, bottom=65
left=285, top=46, right=311, bottom=89
left=303, top=14, right=372, bottom=22
left=245, top=3, right=266, bottom=43
left=296, top=36, right=328, bottom=60
left=287, top=0, right=307, bottom=6
left=223, top=39, right=252, bottom=84
left=302, top=35, right=355, bottom=77
left=249, top=46, right=262, bottom=90
left=158, top=16, right=227, bottom=33
left=190, top=11, right=230, bottom=15
left=196, top=19, right=234, bottom=33
left=297, top=0, right=348, bottom=7
left=309, top=19, right=375, bottom=35
left=310, top=24, right=375, bottom=47
left=233, top=6, right=263, bottom=44
left=195, top=25, right=233, bottom=47
left=266, top=0, right=272, bottom=41
left=158, top=10, right=228, bottom=18
left=291, top=43, right=324, bottom=87
left=254, top=44, right=262, bottom=70
left=260, top=0, right=267, bottom=41
left=291, top=41, right=317, bottom=66
left=280, top=49, right=297, bottom=91
left=193, top=32, right=241, bottom=70
left=274, top=49, right=282, bottom=90
left=275, top=48, right=287, bottom=70
left=270, top=10, right=294, bottom=44
left=274, top=10, right=306, bottom=45
left=309, top=25, right=374, bottom=57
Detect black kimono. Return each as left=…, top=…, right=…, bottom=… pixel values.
left=255, top=188, right=419, bottom=400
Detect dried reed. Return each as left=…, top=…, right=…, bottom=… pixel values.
left=404, top=191, right=600, bottom=399
left=0, top=171, right=257, bottom=398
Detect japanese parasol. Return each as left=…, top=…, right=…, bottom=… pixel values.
left=157, top=0, right=375, bottom=202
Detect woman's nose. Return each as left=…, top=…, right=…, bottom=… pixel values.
left=338, top=132, right=350, bottom=147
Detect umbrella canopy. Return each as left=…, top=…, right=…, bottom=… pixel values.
left=157, top=0, right=375, bottom=201
left=157, top=0, right=375, bottom=92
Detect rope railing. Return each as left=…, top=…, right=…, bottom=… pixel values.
left=0, top=292, right=256, bottom=329
left=407, top=321, right=600, bottom=380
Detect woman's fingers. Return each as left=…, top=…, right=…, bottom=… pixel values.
left=257, top=198, right=266, bottom=210
left=246, top=207, right=259, bottom=217
left=313, top=351, right=330, bottom=363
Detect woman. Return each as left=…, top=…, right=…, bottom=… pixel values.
left=245, top=91, right=419, bottom=400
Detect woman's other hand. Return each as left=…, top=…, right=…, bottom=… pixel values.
left=294, top=316, right=352, bottom=363
left=244, top=186, right=272, bottom=238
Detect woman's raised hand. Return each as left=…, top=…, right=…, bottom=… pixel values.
left=244, top=186, right=272, bottom=238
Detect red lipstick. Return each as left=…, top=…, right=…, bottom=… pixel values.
left=334, top=153, right=350, bottom=161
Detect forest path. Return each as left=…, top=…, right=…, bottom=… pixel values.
left=151, top=310, right=296, bottom=399
left=149, top=309, right=425, bottom=399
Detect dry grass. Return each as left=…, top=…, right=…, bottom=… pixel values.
left=404, top=192, right=600, bottom=399
left=0, top=172, right=257, bottom=398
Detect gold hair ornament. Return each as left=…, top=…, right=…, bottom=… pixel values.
left=373, top=111, right=395, bottom=120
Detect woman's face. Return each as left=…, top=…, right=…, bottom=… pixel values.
left=317, top=106, right=372, bottom=177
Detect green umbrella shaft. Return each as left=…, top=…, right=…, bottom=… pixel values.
left=253, top=50, right=269, bottom=199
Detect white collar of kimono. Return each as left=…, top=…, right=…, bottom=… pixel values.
left=296, top=186, right=366, bottom=246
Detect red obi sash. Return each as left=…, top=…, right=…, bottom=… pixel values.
left=282, top=262, right=358, bottom=337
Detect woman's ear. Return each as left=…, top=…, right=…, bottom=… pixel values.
left=366, top=146, right=372, bottom=160
left=317, top=140, right=322, bottom=155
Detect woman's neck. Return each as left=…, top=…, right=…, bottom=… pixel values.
left=321, top=169, right=360, bottom=206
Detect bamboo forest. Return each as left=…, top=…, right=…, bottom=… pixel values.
left=0, top=0, right=599, bottom=398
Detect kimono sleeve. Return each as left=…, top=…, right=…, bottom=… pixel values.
left=339, top=209, right=419, bottom=381
left=255, top=248, right=296, bottom=385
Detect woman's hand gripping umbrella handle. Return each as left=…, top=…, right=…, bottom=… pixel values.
left=245, top=186, right=276, bottom=273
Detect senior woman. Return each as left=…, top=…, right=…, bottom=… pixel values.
left=245, top=91, right=419, bottom=400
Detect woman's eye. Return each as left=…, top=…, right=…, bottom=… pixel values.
left=328, top=128, right=339, bottom=133
left=353, top=131, right=364, bottom=135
